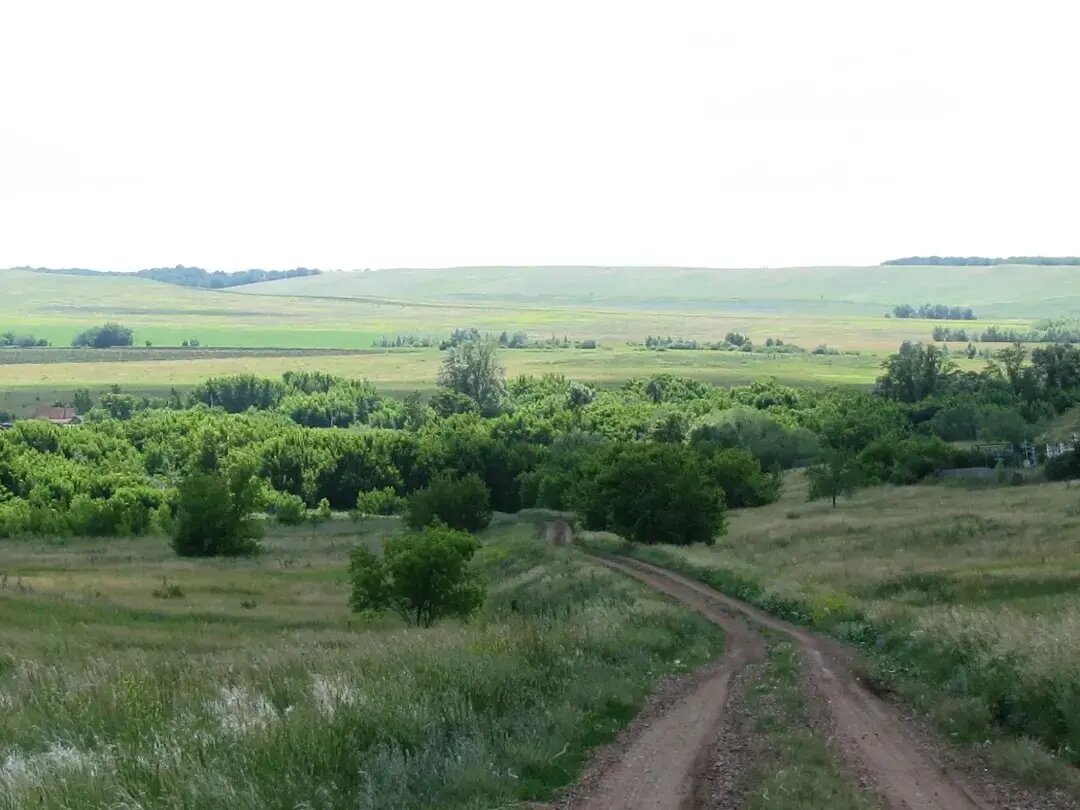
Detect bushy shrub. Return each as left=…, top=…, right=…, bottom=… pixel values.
left=355, top=487, right=406, bottom=517
left=348, top=525, right=485, bottom=626
left=406, top=473, right=492, bottom=532
left=71, top=322, right=134, bottom=348
left=580, top=443, right=726, bottom=545
left=704, top=448, right=782, bottom=508
left=691, top=406, right=817, bottom=470
left=172, top=464, right=262, bottom=557
left=1046, top=450, right=1080, bottom=481
left=273, top=492, right=307, bottom=525
left=858, top=435, right=956, bottom=484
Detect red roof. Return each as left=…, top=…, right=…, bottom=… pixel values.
left=33, top=406, right=78, bottom=422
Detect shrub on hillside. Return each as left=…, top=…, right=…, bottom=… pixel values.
left=406, top=473, right=492, bottom=532
left=348, top=525, right=485, bottom=626
left=858, top=435, right=959, bottom=484
left=355, top=487, right=406, bottom=517
left=580, top=443, right=726, bottom=545
left=704, top=448, right=782, bottom=508
left=1045, top=450, right=1080, bottom=481
left=273, top=492, right=307, bottom=525
left=805, top=448, right=866, bottom=507
left=71, top=322, right=134, bottom=348
left=172, top=463, right=262, bottom=556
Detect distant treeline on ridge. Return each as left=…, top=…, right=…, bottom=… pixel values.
left=21, top=265, right=321, bottom=289
left=882, top=256, right=1080, bottom=266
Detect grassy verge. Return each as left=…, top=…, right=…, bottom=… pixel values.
left=578, top=475, right=1080, bottom=797
left=0, top=521, right=723, bottom=809
left=745, top=637, right=876, bottom=810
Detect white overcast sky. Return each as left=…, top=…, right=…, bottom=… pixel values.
left=1, top=0, right=1077, bottom=271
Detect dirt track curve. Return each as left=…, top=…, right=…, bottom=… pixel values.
left=567, top=554, right=995, bottom=810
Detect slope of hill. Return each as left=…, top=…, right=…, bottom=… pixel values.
left=234, top=264, right=1080, bottom=318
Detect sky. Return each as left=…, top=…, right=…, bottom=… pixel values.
left=1, top=0, right=1078, bottom=271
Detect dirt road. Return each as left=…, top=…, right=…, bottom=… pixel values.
left=572, top=554, right=996, bottom=810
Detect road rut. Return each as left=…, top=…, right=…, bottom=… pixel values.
left=588, top=555, right=994, bottom=810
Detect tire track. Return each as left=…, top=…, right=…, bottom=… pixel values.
left=558, top=560, right=763, bottom=810
left=596, top=555, right=993, bottom=810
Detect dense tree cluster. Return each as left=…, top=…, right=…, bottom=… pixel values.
left=891, top=304, right=976, bottom=320
left=373, top=329, right=598, bottom=350
left=3, top=333, right=1074, bottom=542
left=71, top=322, right=134, bottom=348
left=0, top=332, right=48, bottom=347
left=934, top=320, right=1080, bottom=345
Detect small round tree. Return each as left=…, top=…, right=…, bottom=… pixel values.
left=348, top=525, right=485, bottom=627
left=406, top=473, right=492, bottom=532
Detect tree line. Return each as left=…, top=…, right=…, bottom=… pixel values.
left=933, top=319, right=1080, bottom=344
left=883, top=256, right=1080, bottom=266
left=0, top=331, right=49, bottom=347
left=26, top=265, right=321, bottom=288
left=891, top=303, right=976, bottom=320
left=5, top=332, right=1079, bottom=544
left=373, top=328, right=598, bottom=350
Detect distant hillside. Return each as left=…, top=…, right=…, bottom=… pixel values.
left=235, top=265, right=1080, bottom=318
left=883, top=256, right=1080, bottom=266
left=18, top=265, right=321, bottom=289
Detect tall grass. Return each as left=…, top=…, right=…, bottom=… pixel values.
left=0, top=522, right=722, bottom=809
left=584, top=475, right=1080, bottom=779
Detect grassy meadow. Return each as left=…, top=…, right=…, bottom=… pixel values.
left=586, top=475, right=1080, bottom=790
left=1, top=264, right=1013, bottom=415
left=237, top=264, right=1080, bottom=320
left=0, top=345, right=917, bottom=417
left=0, top=517, right=723, bottom=809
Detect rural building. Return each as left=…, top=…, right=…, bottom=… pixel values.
left=32, top=406, right=80, bottom=426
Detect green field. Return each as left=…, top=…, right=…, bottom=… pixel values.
left=0, top=266, right=1041, bottom=351
left=0, top=517, right=723, bottom=809
left=236, top=264, right=1080, bottom=319
left=587, top=474, right=1080, bottom=794
left=0, top=264, right=1032, bottom=416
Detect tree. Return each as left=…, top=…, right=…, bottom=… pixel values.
left=406, top=473, right=492, bottom=532
left=72, top=389, right=93, bottom=414
left=874, top=343, right=958, bottom=402
left=71, top=322, right=134, bottom=348
left=805, top=449, right=865, bottom=507
left=581, top=443, right=726, bottom=545
left=172, top=462, right=262, bottom=556
left=436, top=339, right=505, bottom=415
left=348, top=525, right=485, bottom=627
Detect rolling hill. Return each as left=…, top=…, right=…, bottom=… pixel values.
left=234, top=264, right=1080, bottom=318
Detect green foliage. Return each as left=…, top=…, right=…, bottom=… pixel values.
left=406, top=473, right=492, bottom=532
left=71, top=322, right=134, bottom=348
left=355, top=486, right=406, bottom=516
left=348, top=525, right=485, bottom=627
left=691, top=406, right=817, bottom=470
left=273, top=492, right=307, bottom=525
left=172, top=463, right=262, bottom=556
left=436, top=339, right=506, bottom=415
left=874, top=343, right=957, bottom=403
left=805, top=448, right=865, bottom=507
left=580, top=443, right=726, bottom=545
left=704, top=448, right=782, bottom=508
left=857, top=435, right=958, bottom=485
